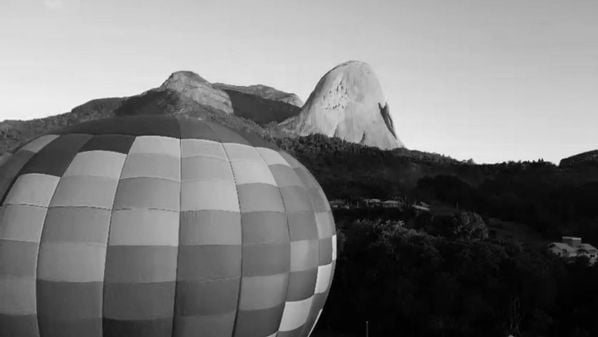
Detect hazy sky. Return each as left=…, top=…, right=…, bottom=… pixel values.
left=1, top=0, right=597, bottom=163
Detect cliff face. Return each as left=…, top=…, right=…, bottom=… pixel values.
left=281, top=61, right=404, bottom=150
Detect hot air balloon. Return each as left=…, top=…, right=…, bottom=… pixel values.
left=0, top=115, right=336, bottom=337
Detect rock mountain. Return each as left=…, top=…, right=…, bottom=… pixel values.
left=281, top=61, right=404, bottom=150
left=0, top=61, right=404, bottom=153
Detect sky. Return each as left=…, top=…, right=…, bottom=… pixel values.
left=1, top=0, right=597, bottom=164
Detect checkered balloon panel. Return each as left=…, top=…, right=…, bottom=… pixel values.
left=0, top=116, right=336, bottom=337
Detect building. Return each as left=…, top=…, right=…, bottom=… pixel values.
left=411, top=201, right=430, bottom=213
left=363, top=198, right=382, bottom=207
left=381, top=200, right=400, bottom=208
left=549, top=236, right=598, bottom=265
left=329, top=199, right=349, bottom=209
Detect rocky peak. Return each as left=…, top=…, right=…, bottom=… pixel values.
left=158, top=71, right=233, bottom=114
left=281, top=60, right=404, bottom=150
left=161, top=71, right=209, bottom=89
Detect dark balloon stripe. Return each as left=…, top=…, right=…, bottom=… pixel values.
left=175, top=278, right=240, bottom=316
left=20, top=134, right=92, bottom=177
left=0, top=240, right=38, bottom=277
left=42, top=207, right=111, bottom=244
left=0, top=151, right=35, bottom=205
left=79, top=134, right=136, bottom=154
left=0, top=313, right=39, bottom=337
left=286, top=270, right=318, bottom=301
left=242, top=244, right=290, bottom=276
left=236, top=183, right=285, bottom=213
left=318, top=238, right=334, bottom=265
left=173, top=312, right=235, bottom=337
left=233, top=304, right=285, bottom=337
left=37, top=280, right=103, bottom=320
left=287, top=212, right=319, bottom=242
left=104, top=246, right=178, bottom=283
left=103, top=282, right=176, bottom=320
left=37, top=317, right=102, bottom=337
left=103, top=317, right=173, bottom=337
left=176, top=245, right=242, bottom=281
left=179, top=210, right=241, bottom=246
left=280, top=186, right=315, bottom=213
left=241, top=211, right=289, bottom=245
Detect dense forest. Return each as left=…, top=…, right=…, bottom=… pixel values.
left=314, top=214, right=598, bottom=337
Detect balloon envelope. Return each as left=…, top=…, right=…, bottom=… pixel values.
left=0, top=115, right=336, bottom=337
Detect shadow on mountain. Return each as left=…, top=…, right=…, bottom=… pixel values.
left=224, top=89, right=301, bottom=125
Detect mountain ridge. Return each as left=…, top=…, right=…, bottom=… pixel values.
left=560, top=150, right=598, bottom=168
left=1, top=62, right=408, bottom=153
left=4, top=63, right=592, bottom=165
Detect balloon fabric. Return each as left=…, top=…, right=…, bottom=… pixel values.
left=0, top=115, right=336, bottom=337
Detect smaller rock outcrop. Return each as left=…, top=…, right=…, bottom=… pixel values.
left=160, top=71, right=233, bottom=114
left=213, top=83, right=304, bottom=107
